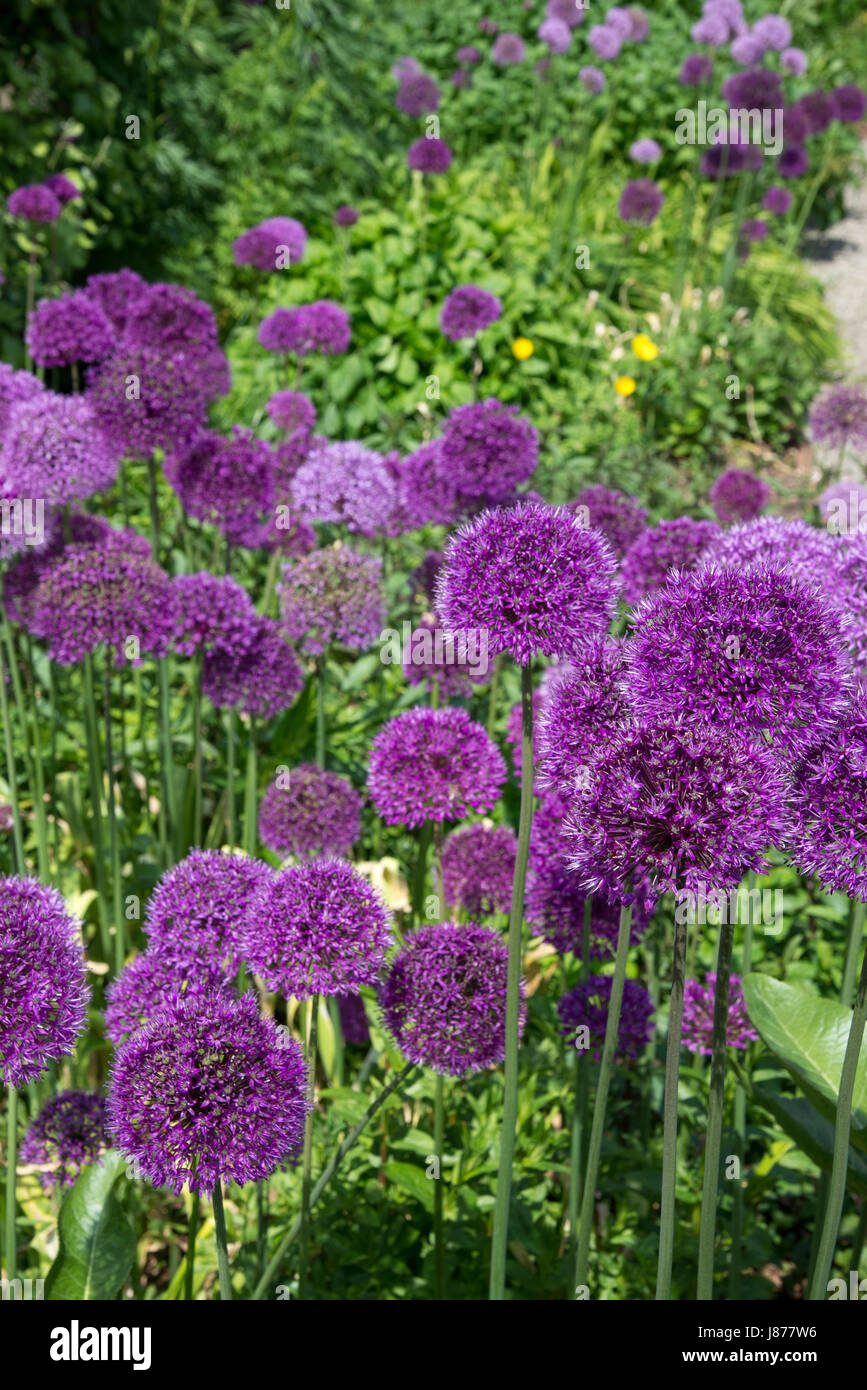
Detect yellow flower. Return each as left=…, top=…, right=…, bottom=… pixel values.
left=631, top=333, right=659, bottom=362
left=614, top=376, right=636, bottom=396
left=512, top=337, right=534, bottom=360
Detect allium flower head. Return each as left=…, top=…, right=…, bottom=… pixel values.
left=580, top=65, right=607, bottom=93
left=558, top=976, right=654, bottom=1060
left=832, top=85, right=867, bottom=123
left=438, top=399, right=539, bottom=510
left=8, top=184, right=60, bottom=222
left=752, top=14, right=791, bottom=51
left=4, top=515, right=148, bottom=624
left=122, top=282, right=221, bottom=360
left=781, top=47, right=807, bottom=77
left=692, top=14, right=728, bottom=46
left=334, top=205, right=359, bottom=227
left=621, top=517, right=720, bottom=604
left=492, top=32, right=526, bottom=64
left=42, top=173, right=80, bottom=206
left=202, top=614, right=304, bottom=719
left=20, top=1091, right=108, bottom=1190
left=266, top=390, right=315, bottom=435
left=368, top=707, right=506, bottom=827
left=787, top=703, right=867, bottom=899
left=242, top=858, right=391, bottom=999
left=779, top=146, right=810, bottom=179
left=258, top=765, right=363, bottom=859
left=380, top=922, right=525, bottom=1075
left=587, top=25, right=621, bottom=60
left=0, top=877, right=89, bottom=1086
left=740, top=218, right=768, bottom=244
left=682, top=972, right=757, bottom=1054
left=3, top=393, right=119, bottom=505
left=809, top=384, right=867, bottom=453
left=407, top=137, right=454, bottom=174
left=233, top=217, right=307, bottom=270
left=26, top=292, right=115, bottom=369
left=86, top=345, right=229, bottom=458
left=145, top=850, right=273, bottom=973
left=0, top=362, right=44, bottom=434
left=164, top=428, right=275, bottom=548
left=618, top=178, right=664, bottom=225
left=170, top=572, right=257, bottom=657
left=680, top=54, right=714, bottom=85
left=722, top=67, right=784, bottom=113
left=538, top=18, right=571, bottom=53
left=762, top=186, right=792, bottom=215
left=537, top=638, right=630, bottom=790
left=395, top=71, right=441, bottom=115
left=606, top=7, right=634, bottom=40
left=338, top=993, right=370, bottom=1045
left=107, top=990, right=309, bottom=1194
left=442, top=824, right=517, bottom=917
left=84, top=269, right=148, bottom=335
left=437, top=502, right=619, bottom=664
left=290, top=439, right=395, bottom=536
left=699, top=515, right=848, bottom=594
left=708, top=467, right=770, bottom=523
left=258, top=301, right=351, bottom=357
left=457, top=44, right=481, bottom=63
left=626, top=6, right=649, bottom=40
left=630, top=138, right=662, bottom=164
left=280, top=544, right=385, bottom=655
left=570, top=483, right=647, bottom=557
left=440, top=285, right=502, bottom=342
left=794, top=90, right=836, bottom=135
left=546, top=0, right=584, bottom=26
left=395, top=442, right=458, bottom=529
left=105, top=952, right=235, bottom=1046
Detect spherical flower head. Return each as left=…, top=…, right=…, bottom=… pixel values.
left=407, top=137, right=453, bottom=174
left=107, top=990, right=310, bottom=1195
left=787, top=702, right=867, bottom=898
left=570, top=485, right=646, bottom=558
left=692, top=14, right=728, bottom=46
left=233, top=216, right=307, bottom=270
left=391, top=56, right=421, bottom=79
left=538, top=18, right=571, bottom=53
left=105, top=951, right=235, bottom=1046
left=171, top=572, right=258, bottom=657
left=580, top=65, right=607, bottom=94
left=440, top=284, right=502, bottom=342
left=258, top=764, right=363, bottom=859
left=334, top=204, right=359, bottom=227
left=380, top=922, right=525, bottom=1075
left=794, top=89, right=836, bottom=135
left=165, top=428, right=276, bottom=548
left=8, top=184, right=60, bottom=222
left=0, top=362, right=44, bottom=434
left=395, top=441, right=458, bottom=530
left=558, top=976, right=654, bottom=1061
left=699, top=515, right=849, bottom=594
left=779, top=146, right=809, bottom=179
left=338, top=993, right=370, bottom=1045
left=0, top=877, right=89, bottom=1087
left=537, top=638, right=630, bottom=790
left=729, top=25, right=759, bottom=58
left=20, top=1091, right=108, bottom=1190
left=606, top=7, right=634, bottom=40
left=781, top=47, right=807, bottom=77
left=242, top=858, right=391, bottom=1000
left=279, top=544, right=385, bottom=655
left=630, top=138, right=661, bottom=164
left=618, top=178, right=664, bottom=226
left=368, top=707, right=506, bottom=827
left=27, top=542, right=177, bottom=665
left=681, top=972, right=757, bottom=1054
left=832, top=85, right=867, bottom=123
left=588, top=24, right=621, bottom=60
left=546, top=0, right=584, bottom=26
left=625, top=563, right=852, bottom=757
left=809, top=384, right=867, bottom=453
left=122, top=282, right=221, bottom=360
left=822, top=483, right=867, bottom=536
left=442, top=824, right=517, bottom=917
left=145, top=850, right=274, bottom=973
left=762, top=186, right=792, bottom=215
left=83, top=269, right=148, bottom=335
left=86, top=345, right=229, bottom=458
left=395, top=71, right=441, bottom=115
left=626, top=6, right=649, bottom=41
left=566, top=719, right=791, bottom=902
left=258, top=301, right=351, bottom=357
left=26, top=291, right=116, bottom=369
left=437, top=502, right=619, bottom=665
left=438, top=399, right=539, bottom=510
left=4, top=514, right=148, bottom=624
left=42, top=173, right=80, bottom=207
left=266, top=389, right=315, bottom=436
left=740, top=218, right=768, bottom=245
left=3, top=393, right=119, bottom=506
left=290, top=438, right=395, bottom=536
left=202, top=614, right=304, bottom=718
left=491, top=32, right=526, bottom=65
left=680, top=53, right=713, bottom=85
left=752, top=14, right=792, bottom=52
left=457, top=44, right=481, bottom=63
left=620, top=517, right=719, bottom=604
left=708, top=467, right=770, bottom=523
left=722, top=67, right=784, bottom=113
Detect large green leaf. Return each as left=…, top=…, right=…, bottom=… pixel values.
left=742, top=974, right=867, bottom=1140
left=45, top=1150, right=136, bottom=1301
left=751, top=1082, right=867, bottom=1198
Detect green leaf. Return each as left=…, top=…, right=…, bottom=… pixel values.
left=751, top=1082, right=867, bottom=1198
left=45, top=1150, right=136, bottom=1301
left=384, top=1160, right=435, bottom=1212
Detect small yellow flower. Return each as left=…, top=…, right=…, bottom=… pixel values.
left=512, top=337, right=534, bottom=360
left=631, top=333, right=659, bottom=362
left=614, top=376, right=636, bottom=396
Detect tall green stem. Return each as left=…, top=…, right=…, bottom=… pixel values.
left=211, top=1181, right=232, bottom=1301
left=842, top=899, right=865, bottom=1010
left=185, top=1186, right=200, bottom=1301
left=656, top=914, right=687, bottom=1299
left=83, top=655, right=111, bottom=958
left=158, top=657, right=176, bottom=866
left=696, top=918, right=735, bottom=1299
left=298, top=993, right=319, bottom=1300
left=147, top=457, right=162, bottom=561
left=315, top=657, right=326, bottom=770
left=434, top=1071, right=445, bottom=1300
left=193, top=653, right=203, bottom=847
left=225, top=710, right=236, bottom=848
left=729, top=891, right=755, bottom=1299
left=0, top=631, right=25, bottom=874
left=103, top=653, right=125, bottom=976
left=4, top=1085, right=17, bottom=1284
left=243, top=718, right=258, bottom=856
left=568, top=896, right=593, bottom=1274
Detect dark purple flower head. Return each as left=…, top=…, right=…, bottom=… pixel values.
left=8, top=184, right=60, bottom=222
left=242, top=858, right=391, bottom=999
left=457, top=44, right=481, bottom=63
left=258, top=764, right=363, bottom=859
left=27, top=292, right=115, bottom=368
left=105, top=951, right=235, bottom=1046
left=233, top=217, right=307, bottom=270
left=832, top=85, right=867, bottom=123
left=740, top=218, right=768, bottom=245
left=618, top=178, right=664, bottom=225
left=4, top=515, right=148, bottom=625
left=279, top=544, right=385, bottom=655
left=380, top=922, right=525, bottom=1075
left=709, top=467, right=770, bottom=523
left=537, top=638, right=630, bottom=791
left=587, top=25, right=621, bottom=60
left=334, top=205, right=359, bottom=227
left=699, top=515, right=849, bottom=594
left=794, top=90, right=836, bottom=135
left=122, top=282, right=221, bottom=362
left=620, top=517, right=720, bottom=604
left=202, top=614, right=304, bottom=718
left=722, top=67, right=784, bottom=113
left=809, top=384, right=867, bottom=453
left=164, top=428, right=275, bottom=548
left=437, top=502, right=619, bottom=665
left=779, top=146, right=809, bottom=178
left=290, top=439, right=395, bottom=536
left=266, top=389, right=315, bottom=436
left=0, top=362, right=44, bottom=434
left=437, top=399, right=539, bottom=510
left=492, top=32, right=526, bottom=65
left=570, top=483, right=647, bottom=558
left=20, top=1091, right=107, bottom=1190
left=145, top=850, right=274, bottom=974
left=440, top=285, right=503, bottom=342
left=538, top=18, right=571, bottom=53
left=42, top=173, right=80, bottom=206
left=558, top=976, right=654, bottom=1060
left=701, top=139, right=747, bottom=179
left=395, top=442, right=458, bottom=529
left=680, top=53, right=713, bottom=86
left=107, top=990, right=310, bottom=1195
left=86, top=345, right=230, bottom=458
left=368, top=707, right=506, bottom=827
left=442, top=824, right=517, bottom=917
left=407, top=137, right=454, bottom=174
left=338, top=993, right=370, bottom=1045
left=171, top=572, right=258, bottom=657
left=580, top=65, right=607, bottom=94
left=781, top=47, right=807, bottom=77
left=787, top=701, right=867, bottom=898
left=83, top=269, right=148, bottom=335
left=395, top=71, right=441, bottom=115
left=258, top=301, right=351, bottom=357
left=0, top=877, right=89, bottom=1086
left=3, top=393, right=119, bottom=505
left=762, top=186, right=792, bottom=215
left=682, top=972, right=757, bottom=1054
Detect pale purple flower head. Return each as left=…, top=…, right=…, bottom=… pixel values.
left=440, top=285, right=502, bottom=342
left=626, top=6, right=649, bottom=41
left=442, top=824, right=517, bottom=918
left=708, top=467, right=770, bottom=523
left=571, top=483, right=647, bottom=557
left=20, top=1091, right=108, bottom=1190
left=170, top=572, right=258, bottom=657
left=380, top=922, right=525, bottom=1075
left=83, top=269, right=148, bottom=335
left=3, top=393, right=119, bottom=505
left=407, top=137, right=454, bottom=174
left=164, top=428, right=276, bottom=548
left=538, top=18, right=571, bottom=53
left=682, top=972, right=757, bottom=1054
left=606, top=7, right=634, bottom=40
left=258, top=764, right=363, bottom=859
left=202, top=614, right=304, bottom=718
left=537, top=638, right=630, bottom=790
left=107, top=990, right=309, bottom=1194
left=395, top=71, right=441, bottom=115
left=105, top=952, right=235, bottom=1046
left=630, top=138, right=661, bottom=164
left=26, top=291, right=116, bottom=368
left=821, top=483, right=867, bottom=536
left=620, top=517, right=720, bottom=604
left=8, top=184, right=60, bottom=222
left=762, top=186, right=792, bottom=215
left=334, top=205, right=359, bottom=227
left=122, top=282, right=221, bottom=360
left=279, top=545, right=385, bottom=655
left=368, top=707, right=506, bottom=827
left=258, top=301, right=351, bottom=357
left=680, top=54, right=713, bottom=86
left=699, top=515, right=849, bottom=594
left=266, top=389, right=316, bottom=436
left=233, top=217, right=307, bottom=270
left=580, top=65, right=607, bottom=94
left=492, top=33, right=526, bottom=65
left=546, top=0, right=584, bottom=26
left=832, top=85, right=867, bottom=123
left=42, top=173, right=80, bottom=207
left=144, top=850, right=274, bottom=973
left=809, top=384, right=867, bottom=453
left=437, top=400, right=539, bottom=511
left=618, top=178, right=664, bottom=225
left=729, top=30, right=760, bottom=62
left=787, top=703, right=867, bottom=900
left=0, top=877, right=89, bottom=1086
left=0, top=362, right=44, bottom=434
left=86, top=345, right=229, bottom=458
left=752, top=14, right=792, bottom=52
left=588, top=25, right=621, bottom=60
left=290, top=439, right=396, bottom=536
left=457, top=45, right=481, bottom=64
left=558, top=976, right=654, bottom=1060
left=692, top=14, right=728, bottom=46
left=781, top=47, right=807, bottom=77
left=391, top=57, right=421, bottom=80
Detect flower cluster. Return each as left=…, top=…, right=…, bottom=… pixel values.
left=258, top=765, right=363, bottom=859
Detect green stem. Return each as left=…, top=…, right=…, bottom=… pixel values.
left=243, top=718, right=258, bottom=856
left=20, top=634, right=50, bottom=882
left=847, top=1198, right=867, bottom=1277
left=315, top=657, right=326, bottom=770
left=656, top=914, right=687, bottom=1299
left=0, top=628, right=25, bottom=874
left=4, top=1085, right=17, bottom=1284
left=23, top=245, right=38, bottom=372
left=147, top=457, right=162, bottom=561
left=842, top=899, right=865, bottom=1010
left=83, top=654, right=111, bottom=958
left=225, top=709, right=236, bottom=848
left=103, top=652, right=125, bottom=976
left=158, top=658, right=176, bottom=866
left=696, top=918, right=735, bottom=1299
left=486, top=654, right=502, bottom=740
left=211, top=1181, right=233, bottom=1301
left=434, top=1071, right=445, bottom=1300
left=411, top=820, right=433, bottom=926
left=193, top=653, right=203, bottom=847
left=729, top=894, right=755, bottom=1299
left=298, top=993, right=319, bottom=1300
left=185, top=1186, right=200, bottom=1301
left=568, top=896, right=593, bottom=1273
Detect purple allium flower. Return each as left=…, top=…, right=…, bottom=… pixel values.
left=105, top=952, right=235, bottom=1046
left=700, top=139, right=745, bottom=179
left=437, top=502, right=619, bottom=665
left=457, top=44, right=481, bottom=64
left=740, top=218, right=768, bottom=244
left=20, top=1091, right=107, bottom=1190
left=242, top=858, right=391, bottom=999
left=391, top=56, right=421, bottom=80
left=618, top=178, right=664, bottom=225
left=491, top=32, right=526, bottom=65
left=267, top=505, right=316, bottom=558
left=537, top=638, right=629, bottom=791
left=8, top=184, right=60, bottom=222
left=279, top=544, right=385, bottom=655
left=380, top=922, right=524, bottom=1075
left=587, top=25, right=621, bottom=60
left=86, top=345, right=229, bottom=458
left=440, top=284, right=503, bottom=342
left=707, top=0, right=746, bottom=36
left=164, top=428, right=275, bottom=548
left=682, top=972, right=757, bottom=1054
left=478, top=17, right=497, bottom=35
left=410, top=549, right=443, bottom=603
left=546, top=0, right=584, bottom=24
left=451, top=66, right=472, bottom=87
left=752, top=14, right=791, bottom=51
left=700, top=515, right=849, bottom=594
left=122, top=282, right=221, bottom=361
left=630, top=138, right=662, bottom=164
left=708, top=467, right=770, bottom=523
left=258, top=764, right=363, bottom=859
left=570, top=483, right=647, bottom=558
left=620, top=517, right=720, bottom=604
left=565, top=719, right=791, bottom=902
left=0, top=362, right=44, bottom=434
left=107, top=990, right=309, bottom=1195
left=2, top=393, right=118, bottom=505
left=26, top=291, right=116, bottom=369
left=438, top=398, right=539, bottom=510
left=170, top=572, right=257, bottom=657
left=0, top=877, right=88, bottom=1087
left=407, top=137, right=454, bottom=174
left=401, top=615, right=490, bottom=697
left=145, top=850, right=273, bottom=973
left=680, top=53, right=714, bottom=86
left=558, top=975, right=653, bottom=1060
left=626, top=6, right=649, bottom=41
left=83, top=269, right=148, bottom=335
left=625, top=564, right=852, bottom=756
left=762, top=186, right=792, bottom=215
left=822, top=483, right=867, bottom=535
left=394, top=441, right=458, bottom=530
left=258, top=301, right=351, bottom=357
left=290, top=439, right=396, bottom=536
left=781, top=47, right=807, bottom=77
left=338, top=993, right=370, bottom=1045
left=794, top=90, right=836, bottom=135
left=580, top=65, right=607, bottom=94
left=787, top=703, right=867, bottom=898
left=395, top=71, right=441, bottom=115
left=368, top=707, right=506, bottom=827
left=202, top=614, right=304, bottom=719
left=4, top=515, right=148, bottom=624
left=606, top=7, right=634, bottom=40
left=538, top=18, right=571, bottom=53
left=832, top=85, right=867, bottom=123
left=233, top=217, right=307, bottom=270
left=334, top=204, right=359, bottom=227
left=42, top=173, right=80, bottom=206
left=692, top=14, right=728, bottom=46
left=810, top=384, right=867, bottom=452
left=722, top=67, right=784, bottom=113
left=442, top=824, right=517, bottom=917
left=266, top=389, right=315, bottom=437
left=779, top=146, right=810, bottom=178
